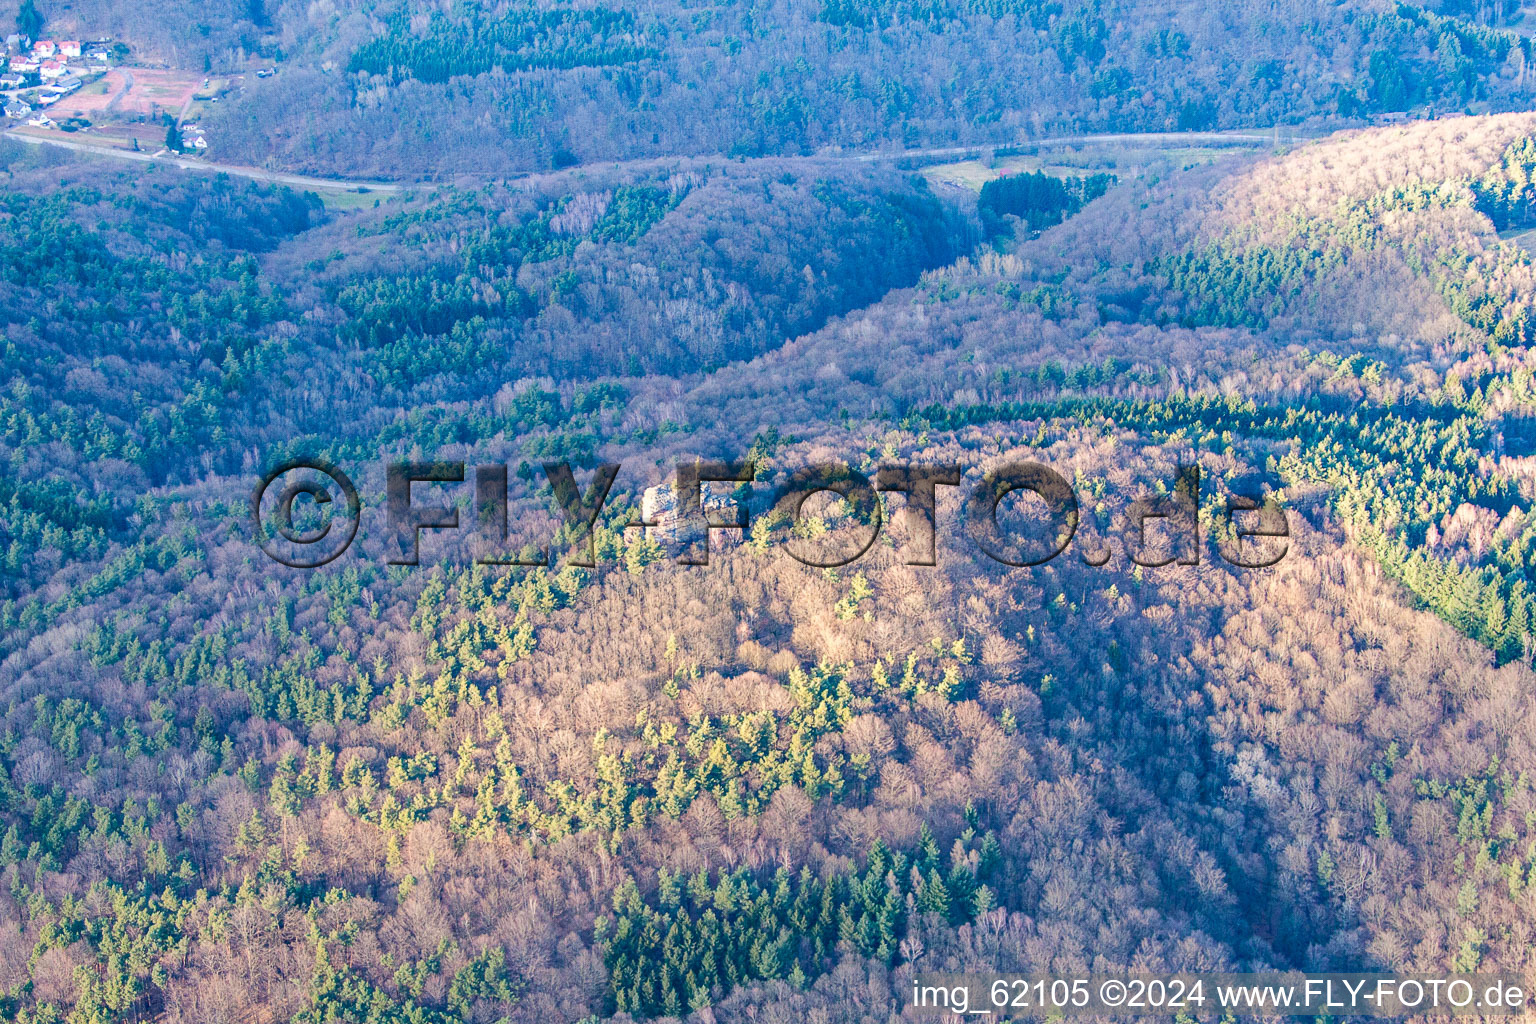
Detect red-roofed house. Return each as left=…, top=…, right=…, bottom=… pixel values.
left=32, top=40, right=55, bottom=58
left=8, top=57, right=37, bottom=73
left=59, top=41, right=80, bottom=58
left=39, top=59, right=63, bottom=79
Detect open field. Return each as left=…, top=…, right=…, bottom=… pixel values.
left=85, top=122, right=178, bottom=149
left=179, top=76, right=234, bottom=122
left=921, top=143, right=1266, bottom=191
left=68, top=75, right=112, bottom=102
left=9, top=123, right=133, bottom=149
left=42, top=66, right=203, bottom=120
left=9, top=122, right=161, bottom=151
left=40, top=69, right=128, bottom=117
left=110, top=67, right=202, bottom=116
left=920, top=156, right=1115, bottom=191
left=311, top=187, right=393, bottom=211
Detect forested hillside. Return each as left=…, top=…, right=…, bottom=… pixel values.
left=17, top=0, right=1536, bottom=177
left=216, top=0, right=1536, bottom=176
left=4, top=106, right=1536, bottom=1023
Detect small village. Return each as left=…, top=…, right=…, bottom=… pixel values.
left=0, top=33, right=220, bottom=154
left=3, top=35, right=113, bottom=127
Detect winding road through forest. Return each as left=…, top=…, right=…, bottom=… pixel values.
left=3, top=128, right=408, bottom=191
left=2, top=125, right=1289, bottom=195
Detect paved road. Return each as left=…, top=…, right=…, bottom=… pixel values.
left=2, top=125, right=1287, bottom=195
left=3, top=128, right=404, bottom=191
left=845, top=130, right=1283, bottom=163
